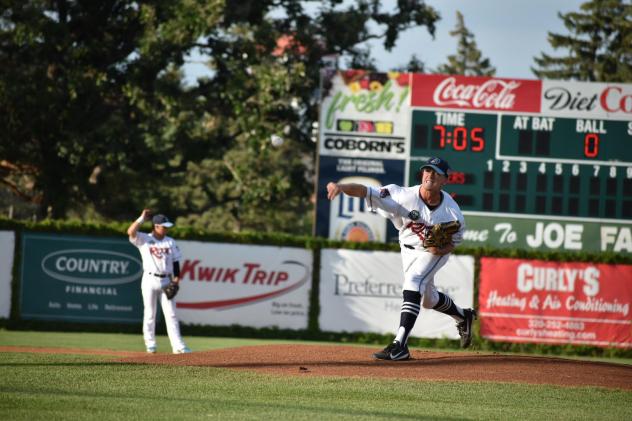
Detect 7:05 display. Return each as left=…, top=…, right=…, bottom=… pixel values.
left=432, top=125, right=486, bottom=152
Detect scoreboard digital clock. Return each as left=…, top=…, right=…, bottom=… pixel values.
left=409, top=109, right=632, bottom=220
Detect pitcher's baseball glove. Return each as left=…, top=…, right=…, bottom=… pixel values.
left=423, top=221, right=461, bottom=248
left=162, top=281, right=179, bottom=300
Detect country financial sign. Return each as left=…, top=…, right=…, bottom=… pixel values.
left=20, top=233, right=144, bottom=323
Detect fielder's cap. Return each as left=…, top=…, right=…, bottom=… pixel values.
left=152, top=214, right=174, bottom=228
left=420, top=157, right=450, bottom=176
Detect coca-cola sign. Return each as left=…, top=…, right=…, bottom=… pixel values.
left=433, top=77, right=521, bottom=108
left=411, top=74, right=541, bottom=112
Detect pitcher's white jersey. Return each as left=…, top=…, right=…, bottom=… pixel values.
left=365, top=184, right=465, bottom=250
left=129, top=232, right=182, bottom=274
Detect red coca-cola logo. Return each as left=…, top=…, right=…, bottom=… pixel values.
left=411, top=74, right=541, bottom=112
left=433, top=77, right=520, bottom=109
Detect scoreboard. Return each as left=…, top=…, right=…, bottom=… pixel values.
left=316, top=70, right=632, bottom=254
left=410, top=110, right=632, bottom=219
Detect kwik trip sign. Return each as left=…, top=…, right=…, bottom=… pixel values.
left=174, top=241, right=312, bottom=330
left=20, top=233, right=144, bottom=323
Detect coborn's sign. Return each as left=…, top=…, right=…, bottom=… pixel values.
left=323, top=136, right=405, bottom=154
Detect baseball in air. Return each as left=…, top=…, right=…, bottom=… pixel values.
left=270, top=134, right=284, bottom=147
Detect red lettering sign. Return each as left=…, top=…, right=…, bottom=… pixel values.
left=600, top=86, right=632, bottom=114
left=479, top=257, right=632, bottom=348
left=411, top=74, right=541, bottom=112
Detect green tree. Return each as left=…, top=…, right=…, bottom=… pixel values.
left=532, top=0, right=631, bottom=82
left=166, top=0, right=441, bottom=233
left=0, top=0, right=440, bottom=234
left=0, top=0, right=223, bottom=219
left=394, top=54, right=426, bottom=73
left=435, top=11, right=495, bottom=76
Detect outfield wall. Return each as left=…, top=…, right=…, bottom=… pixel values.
left=0, top=231, right=14, bottom=318
left=1, top=219, right=631, bottom=351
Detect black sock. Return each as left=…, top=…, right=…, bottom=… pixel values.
left=395, top=290, right=421, bottom=345
left=433, top=292, right=464, bottom=321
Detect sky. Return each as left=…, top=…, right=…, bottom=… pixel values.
left=363, top=0, right=586, bottom=79
left=184, top=0, right=587, bottom=84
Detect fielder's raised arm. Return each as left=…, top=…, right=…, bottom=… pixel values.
left=127, top=208, right=151, bottom=239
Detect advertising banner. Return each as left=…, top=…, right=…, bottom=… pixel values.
left=20, top=233, right=144, bottom=323
left=541, top=80, right=632, bottom=120
left=319, top=249, right=474, bottom=339
left=410, top=74, right=542, bottom=112
left=461, top=212, right=632, bottom=254
left=175, top=241, right=312, bottom=329
left=315, top=155, right=405, bottom=242
left=0, top=231, right=15, bottom=318
left=319, top=70, right=411, bottom=159
left=479, top=257, right=632, bottom=348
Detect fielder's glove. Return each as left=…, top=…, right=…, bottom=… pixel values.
left=423, top=221, right=461, bottom=249
left=162, top=281, right=179, bottom=300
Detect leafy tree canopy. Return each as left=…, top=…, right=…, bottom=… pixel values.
left=532, top=0, right=632, bottom=82
left=0, top=0, right=224, bottom=220
left=0, top=0, right=442, bottom=234
left=435, top=11, right=495, bottom=76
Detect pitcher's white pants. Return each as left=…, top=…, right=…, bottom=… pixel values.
left=401, top=247, right=450, bottom=308
left=141, top=274, right=186, bottom=352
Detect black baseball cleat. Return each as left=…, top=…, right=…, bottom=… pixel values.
left=457, top=308, right=477, bottom=349
left=373, top=341, right=410, bottom=361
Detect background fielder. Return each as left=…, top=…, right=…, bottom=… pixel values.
left=127, top=209, right=191, bottom=354
left=327, top=157, right=476, bottom=361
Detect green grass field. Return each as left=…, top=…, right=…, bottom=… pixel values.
left=1, top=330, right=631, bottom=420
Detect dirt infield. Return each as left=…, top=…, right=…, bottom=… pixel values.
left=118, top=344, right=632, bottom=390
left=3, top=344, right=631, bottom=390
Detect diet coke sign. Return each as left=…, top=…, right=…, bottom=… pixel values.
left=541, top=80, right=632, bottom=120
left=411, top=74, right=541, bottom=112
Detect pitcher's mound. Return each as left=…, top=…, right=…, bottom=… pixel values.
left=119, top=344, right=632, bottom=390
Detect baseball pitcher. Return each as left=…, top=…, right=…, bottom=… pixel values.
left=327, top=157, right=476, bottom=361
